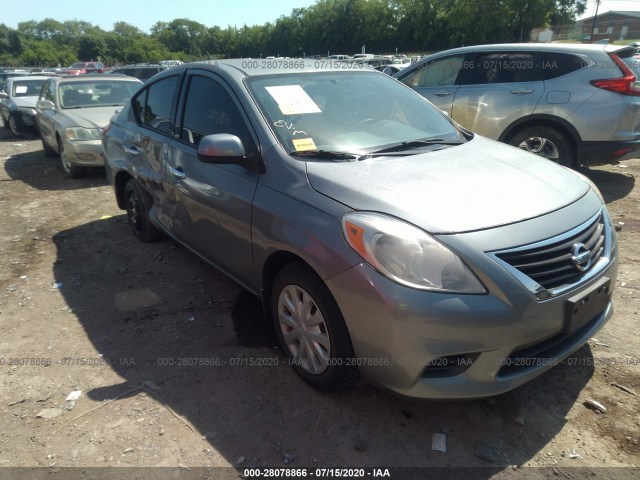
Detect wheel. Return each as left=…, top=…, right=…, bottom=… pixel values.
left=271, top=262, right=359, bottom=391
left=57, top=137, right=86, bottom=178
left=508, top=126, right=575, bottom=168
left=42, top=138, right=57, bottom=157
left=8, top=112, right=25, bottom=137
left=124, top=179, right=159, bottom=242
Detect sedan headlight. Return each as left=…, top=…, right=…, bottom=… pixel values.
left=64, top=127, right=102, bottom=141
left=342, top=212, right=486, bottom=293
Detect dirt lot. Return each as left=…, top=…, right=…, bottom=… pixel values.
left=0, top=124, right=639, bottom=480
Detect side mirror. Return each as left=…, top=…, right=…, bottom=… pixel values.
left=36, top=99, right=55, bottom=110
left=197, top=133, right=246, bottom=161
left=0, top=92, right=8, bottom=99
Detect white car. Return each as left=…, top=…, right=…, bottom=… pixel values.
left=0, top=76, right=52, bottom=136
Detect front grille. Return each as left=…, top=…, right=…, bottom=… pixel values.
left=495, top=212, right=606, bottom=291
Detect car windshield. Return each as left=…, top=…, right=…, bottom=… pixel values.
left=12, top=79, right=47, bottom=97
left=58, top=81, right=139, bottom=108
left=246, top=71, right=463, bottom=156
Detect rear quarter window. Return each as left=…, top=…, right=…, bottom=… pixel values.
left=542, top=52, right=588, bottom=80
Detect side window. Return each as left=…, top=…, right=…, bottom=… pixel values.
left=461, top=52, right=541, bottom=85
left=399, top=55, right=465, bottom=88
left=542, top=52, right=588, bottom=80
left=133, top=75, right=179, bottom=134
left=179, top=74, right=255, bottom=153
left=40, top=80, right=55, bottom=102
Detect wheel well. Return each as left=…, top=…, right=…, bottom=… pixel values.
left=502, top=120, right=577, bottom=154
left=260, top=251, right=315, bottom=318
left=114, top=171, right=133, bottom=209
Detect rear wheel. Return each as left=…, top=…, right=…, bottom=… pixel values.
left=509, top=126, right=575, bottom=168
left=58, top=137, right=86, bottom=178
left=271, top=262, right=359, bottom=391
left=124, top=179, right=159, bottom=242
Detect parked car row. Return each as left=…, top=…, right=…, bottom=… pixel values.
left=102, top=58, right=618, bottom=399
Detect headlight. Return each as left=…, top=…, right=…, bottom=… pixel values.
left=64, top=127, right=102, bottom=141
left=341, top=212, right=486, bottom=294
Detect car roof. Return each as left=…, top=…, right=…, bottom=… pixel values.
left=7, top=76, right=50, bottom=82
left=53, top=74, right=142, bottom=84
left=420, top=42, right=635, bottom=59
left=159, top=59, right=373, bottom=79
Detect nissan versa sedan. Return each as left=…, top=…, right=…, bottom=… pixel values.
left=36, top=74, right=142, bottom=178
left=103, top=60, right=618, bottom=398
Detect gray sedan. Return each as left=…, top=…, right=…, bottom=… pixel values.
left=103, top=60, right=618, bottom=398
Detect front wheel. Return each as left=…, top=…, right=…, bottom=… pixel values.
left=271, top=262, right=359, bottom=391
left=124, top=179, right=159, bottom=242
left=8, top=113, right=25, bottom=137
left=58, top=137, right=86, bottom=178
left=508, top=126, right=575, bottom=168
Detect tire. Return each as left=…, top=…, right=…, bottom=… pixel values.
left=124, top=179, right=159, bottom=242
left=271, top=262, right=359, bottom=391
left=57, top=137, right=86, bottom=178
left=42, top=138, right=57, bottom=157
left=8, top=112, right=25, bottom=137
left=508, top=126, right=575, bottom=168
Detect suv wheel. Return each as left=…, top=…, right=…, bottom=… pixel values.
left=509, top=127, right=575, bottom=168
left=271, top=262, right=359, bottom=391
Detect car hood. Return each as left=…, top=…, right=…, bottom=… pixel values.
left=13, top=96, right=39, bottom=108
left=61, top=107, right=121, bottom=129
left=306, top=136, right=590, bottom=234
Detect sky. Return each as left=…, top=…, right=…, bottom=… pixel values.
left=1, top=0, right=319, bottom=32
left=2, top=0, right=640, bottom=32
left=581, top=0, right=640, bottom=18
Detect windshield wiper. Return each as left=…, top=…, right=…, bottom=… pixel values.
left=289, top=150, right=359, bottom=161
left=360, top=138, right=464, bottom=159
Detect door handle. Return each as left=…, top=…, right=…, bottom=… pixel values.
left=123, top=145, right=140, bottom=156
left=170, top=166, right=186, bottom=180
left=510, top=89, right=534, bottom=95
left=433, top=91, right=454, bottom=97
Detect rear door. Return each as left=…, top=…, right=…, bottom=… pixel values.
left=453, top=50, right=544, bottom=139
left=124, top=73, right=182, bottom=230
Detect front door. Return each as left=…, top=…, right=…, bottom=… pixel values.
left=164, top=72, right=260, bottom=287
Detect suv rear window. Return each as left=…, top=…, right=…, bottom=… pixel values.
left=617, top=50, right=640, bottom=77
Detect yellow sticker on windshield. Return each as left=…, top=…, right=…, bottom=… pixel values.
left=293, top=138, right=317, bottom=152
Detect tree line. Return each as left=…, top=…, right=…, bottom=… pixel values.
left=0, top=0, right=587, bottom=67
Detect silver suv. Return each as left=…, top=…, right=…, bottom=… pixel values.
left=395, top=43, right=640, bottom=167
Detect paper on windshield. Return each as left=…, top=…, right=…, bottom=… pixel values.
left=292, top=138, right=317, bottom=152
left=266, top=85, right=321, bottom=115
left=15, top=86, right=28, bottom=94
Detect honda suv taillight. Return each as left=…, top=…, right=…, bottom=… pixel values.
left=590, top=53, right=640, bottom=96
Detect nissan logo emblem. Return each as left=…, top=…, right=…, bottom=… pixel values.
left=571, top=242, right=592, bottom=272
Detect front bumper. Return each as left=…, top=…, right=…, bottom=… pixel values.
left=326, top=197, right=618, bottom=399
left=63, top=139, right=105, bottom=167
